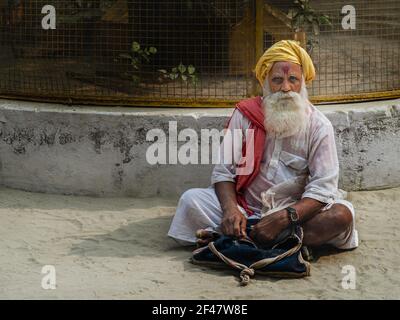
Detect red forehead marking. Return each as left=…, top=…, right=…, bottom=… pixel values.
left=282, top=64, right=290, bottom=74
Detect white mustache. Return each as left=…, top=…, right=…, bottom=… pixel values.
left=270, top=91, right=300, bottom=100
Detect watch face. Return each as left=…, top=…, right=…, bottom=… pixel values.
left=288, top=208, right=299, bottom=222
left=290, top=211, right=299, bottom=222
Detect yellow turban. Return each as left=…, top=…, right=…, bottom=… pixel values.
left=254, top=40, right=315, bottom=86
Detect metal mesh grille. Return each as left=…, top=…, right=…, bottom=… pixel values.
left=305, top=0, right=400, bottom=102
left=0, top=0, right=399, bottom=106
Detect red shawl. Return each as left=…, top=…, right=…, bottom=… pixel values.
left=225, top=96, right=266, bottom=216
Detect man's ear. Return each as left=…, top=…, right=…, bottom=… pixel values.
left=262, top=78, right=271, bottom=96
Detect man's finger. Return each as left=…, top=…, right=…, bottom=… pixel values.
left=220, top=221, right=228, bottom=235
left=233, top=217, right=242, bottom=237
left=221, top=219, right=232, bottom=236
left=228, top=216, right=238, bottom=236
left=240, top=219, right=247, bottom=237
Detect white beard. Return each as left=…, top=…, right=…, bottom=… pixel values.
left=262, top=88, right=310, bottom=139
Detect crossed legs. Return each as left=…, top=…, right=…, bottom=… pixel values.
left=168, top=187, right=358, bottom=250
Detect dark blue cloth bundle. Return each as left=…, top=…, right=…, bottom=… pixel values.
left=191, top=220, right=310, bottom=285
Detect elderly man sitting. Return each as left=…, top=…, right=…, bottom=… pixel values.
left=168, top=40, right=358, bottom=251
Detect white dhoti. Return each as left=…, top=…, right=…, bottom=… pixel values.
left=167, top=186, right=358, bottom=250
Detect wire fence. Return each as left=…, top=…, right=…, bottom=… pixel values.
left=0, top=0, right=399, bottom=106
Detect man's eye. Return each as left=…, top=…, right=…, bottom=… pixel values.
left=289, top=76, right=298, bottom=82
left=272, top=77, right=283, bottom=83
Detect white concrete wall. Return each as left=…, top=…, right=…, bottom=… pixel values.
left=0, top=98, right=399, bottom=198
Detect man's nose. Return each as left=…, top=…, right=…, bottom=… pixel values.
left=281, top=80, right=291, bottom=92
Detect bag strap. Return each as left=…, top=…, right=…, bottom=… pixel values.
left=208, top=241, right=255, bottom=286
left=207, top=227, right=304, bottom=286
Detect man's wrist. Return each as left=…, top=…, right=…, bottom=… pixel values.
left=286, top=206, right=300, bottom=226
left=222, top=203, right=240, bottom=215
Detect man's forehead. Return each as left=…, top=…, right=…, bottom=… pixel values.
left=270, top=61, right=302, bottom=75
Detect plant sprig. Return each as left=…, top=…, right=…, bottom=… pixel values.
left=117, top=41, right=157, bottom=85
left=159, top=63, right=199, bottom=85
left=288, top=0, right=332, bottom=35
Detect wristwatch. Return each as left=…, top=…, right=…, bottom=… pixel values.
left=286, top=207, right=299, bottom=226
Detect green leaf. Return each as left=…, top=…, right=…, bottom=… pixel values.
left=181, top=74, right=188, bottom=81
left=158, top=69, right=167, bottom=74
left=318, top=15, right=332, bottom=26
left=131, top=57, right=139, bottom=69
left=178, top=63, right=186, bottom=74
left=191, top=74, right=199, bottom=84
left=172, top=67, right=178, bottom=73
left=187, top=65, right=196, bottom=74
left=132, top=42, right=140, bottom=52
left=149, top=47, right=157, bottom=54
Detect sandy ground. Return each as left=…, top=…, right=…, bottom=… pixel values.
left=0, top=186, right=399, bottom=300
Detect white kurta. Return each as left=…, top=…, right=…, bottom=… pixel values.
left=168, top=102, right=359, bottom=249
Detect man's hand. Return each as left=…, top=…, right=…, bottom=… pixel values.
left=250, top=209, right=290, bottom=245
left=220, top=207, right=247, bottom=238
left=214, top=181, right=247, bottom=238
